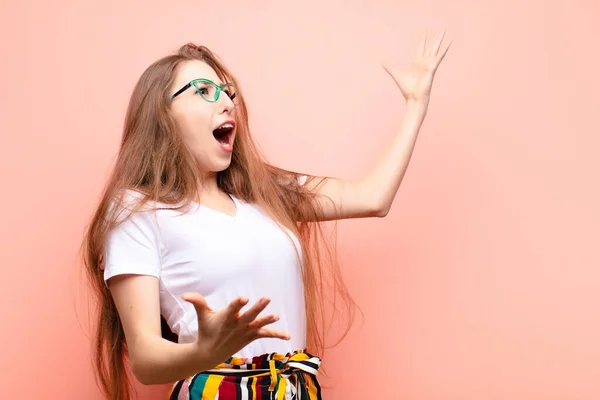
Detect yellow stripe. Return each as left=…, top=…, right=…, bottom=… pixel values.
left=290, top=353, right=309, bottom=361
left=251, top=376, right=257, bottom=397
left=307, top=373, right=319, bottom=400
left=202, top=374, right=224, bottom=399
left=268, top=360, right=277, bottom=391
left=276, top=376, right=287, bottom=400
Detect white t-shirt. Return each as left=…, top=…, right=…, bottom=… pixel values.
left=103, top=191, right=306, bottom=358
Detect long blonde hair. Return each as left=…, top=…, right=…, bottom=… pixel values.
left=81, top=43, right=357, bottom=399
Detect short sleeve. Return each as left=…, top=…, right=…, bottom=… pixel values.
left=103, top=204, right=162, bottom=284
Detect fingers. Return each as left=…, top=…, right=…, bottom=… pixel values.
left=430, top=29, right=447, bottom=57
left=182, top=292, right=213, bottom=321
left=236, top=298, right=291, bottom=341
left=183, top=293, right=249, bottom=323
left=248, top=313, right=279, bottom=330
left=186, top=294, right=291, bottom=349
left=182, top=292, right=208, bottom=308
left=223, top=296, right=250, bottom=321
left=239, top=297, right=271, bottom=323
left=255, top=327, right=291, bottom=341
left=420, top=29, right=450, bottom=59
left=436, top=39, right=453, bottom=63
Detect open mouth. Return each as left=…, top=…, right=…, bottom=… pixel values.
left=212, top=122, right=235, bottom=148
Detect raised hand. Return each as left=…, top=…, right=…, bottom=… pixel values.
left=182, top=292, right=289, bottom=367
left=383, top=29, right=452, bottom=104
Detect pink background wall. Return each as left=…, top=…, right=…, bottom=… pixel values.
left=1, top=0, right=599, bottom=398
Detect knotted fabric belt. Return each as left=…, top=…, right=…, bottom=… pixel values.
left=168, top=350, right=322, bottom=400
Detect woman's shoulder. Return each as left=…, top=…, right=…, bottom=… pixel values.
left=110, top=188, right=155, bottom=211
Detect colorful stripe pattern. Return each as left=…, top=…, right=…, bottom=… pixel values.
left=167, top=350, right=322, bottom=400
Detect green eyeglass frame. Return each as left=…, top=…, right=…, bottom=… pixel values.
left=170, top=78, right=237, bottom=103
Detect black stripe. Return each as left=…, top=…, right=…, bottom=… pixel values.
left=297, top=373, right=308, bottom=399
left=294, top=360, right=320, bottom=370
left=234, top=373, right=243, bottom=399
left=260, top=375, right=271, bottom=400
left=169, top=379, right=185, bottom=400
left=313, top=373, right=323, bottom=400
left=203, top=369, right=269, bottom=378
left=246, top=376, right=253, bottom=397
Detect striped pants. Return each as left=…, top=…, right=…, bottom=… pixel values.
left=168, top=350, right=322, bottom=400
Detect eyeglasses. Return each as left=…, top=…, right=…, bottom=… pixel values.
left=170, top=78, right=237, bottom=104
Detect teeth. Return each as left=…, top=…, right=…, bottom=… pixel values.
left=218, top=123, right=234, bottom=130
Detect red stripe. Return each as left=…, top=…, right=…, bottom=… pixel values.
left=260, top=375, right=272, bottom=400
left=218, top=375, right=238, bottom=399
left=255, top=375, right=264, bottom=399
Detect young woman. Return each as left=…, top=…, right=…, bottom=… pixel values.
left=82, top=30, right=451, bottom=400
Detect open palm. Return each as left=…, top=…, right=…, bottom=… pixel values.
left=383, top=29, right=452, bottom=103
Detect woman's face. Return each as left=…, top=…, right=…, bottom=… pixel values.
left=169, top=60, right=237, bottom=176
